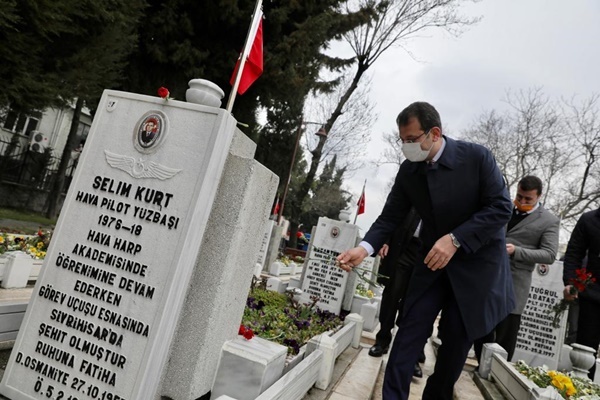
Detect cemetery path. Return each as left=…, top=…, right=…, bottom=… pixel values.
left=318, top=323, right=484, bottom=400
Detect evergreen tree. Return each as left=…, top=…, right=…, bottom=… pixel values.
left=299, top=155, right=350, bottom=228
left=44, top=0, right=145, bottom=218
left=121, top=0, right=372, bottom=138
left=0, top=0, right=76, bottom=112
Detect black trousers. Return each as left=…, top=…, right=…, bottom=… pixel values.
left=576, top=296, right=600, bottom=380
left=376, top=237, right=419, bottom=347
left=474, top=313, right=521, bottom=362
left=383, top=272, right=472, bottom=400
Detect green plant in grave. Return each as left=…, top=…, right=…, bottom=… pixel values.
left=514, top=360, right=600, bottom=399
left=355, top=283, right=374, bottom=299
left=241, top=287, right=343, bottom=355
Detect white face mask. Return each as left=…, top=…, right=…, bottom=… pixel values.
left=401, top=136, right=434, bottom=162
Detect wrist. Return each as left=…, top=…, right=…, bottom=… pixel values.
left=449, top=233, right=461, bottom=249
left=358, top=245, right=369, bottom=258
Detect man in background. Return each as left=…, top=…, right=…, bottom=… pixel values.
left=563, top=208, right=600, bottom=379
left=474, top=175, right=559, bottom=361
left=368, top=207, right=425, bottom=378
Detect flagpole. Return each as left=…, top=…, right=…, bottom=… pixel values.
left=226, top=0, right=263, bottom=113
left=277, top=117, right=303, bottom=224
left=353, top=179, right=367, bottom=224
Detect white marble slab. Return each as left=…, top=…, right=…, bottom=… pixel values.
left=513, top=261, right=568, bottom=369
left=299, top=218, right=359, bottom=314
left=0, top=90, right=236, bottom=400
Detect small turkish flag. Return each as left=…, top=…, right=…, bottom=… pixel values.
left=357, top=189, right=365, bottom=215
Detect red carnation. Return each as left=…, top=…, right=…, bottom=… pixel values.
left=238, top=325, right=246, bottom=336
left=157, top=87, right=170, bottom=99
left=550, top=267, right=596, bottom=328
left=243, top=328, right=254, bottom=340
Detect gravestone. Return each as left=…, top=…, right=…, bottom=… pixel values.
left=512, top=261, right=568, bottom=369
left=342, top=256, right=375, bottom=311
left=0, top=82, right=278, bottom=400
left=255, top=220, right=274, bottom=270
left=263, top=223, right=284, bottom=274
left=299, top=217, right=359, bottom=314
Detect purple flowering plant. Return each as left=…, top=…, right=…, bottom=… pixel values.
left=241, top=282, right=343, bottom=355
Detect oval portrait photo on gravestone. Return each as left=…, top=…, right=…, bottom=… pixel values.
left=134, top=111, right=168, bottom=154
left=537, top=263, right=549, bottom=276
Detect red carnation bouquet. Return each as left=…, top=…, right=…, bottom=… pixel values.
left=549, top=268, right=596, bottom=328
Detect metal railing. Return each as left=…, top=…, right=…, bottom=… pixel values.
left=0, top=137, right=77, bottom=193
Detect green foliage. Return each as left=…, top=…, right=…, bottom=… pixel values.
left=248, top=285, right=289, bottom=310
left=0, top=207, right=56, bottom=232
left=0, top=0, right=144, bottom=113
left=298, top=155, right=351, bottom=227
left=242, top=287, right=343, bottom=355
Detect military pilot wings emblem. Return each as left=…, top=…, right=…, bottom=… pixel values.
left=104, top=150, right=181, bottom=180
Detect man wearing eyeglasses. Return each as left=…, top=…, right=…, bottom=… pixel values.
left=337, top=102, right=515, bottom=400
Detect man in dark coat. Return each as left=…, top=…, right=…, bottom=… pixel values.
left=369, top=207, right=425, bottom=378
left=563, top=208, right=600, bottom=379
left=337, top=101, right=515, bottom=400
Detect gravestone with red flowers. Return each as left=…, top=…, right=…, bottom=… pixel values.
left=512, top=260, right=568, bottom=369
left=0, top=80, right=278, bottom=400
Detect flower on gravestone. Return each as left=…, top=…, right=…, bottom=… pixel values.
left=514, top=361, right=590, bottom=399
left=243, top=328, right=254, bottom=340
left=238, top=325, right=254, bottom=340
left=157, top=86, right=171, bottom=100
left=0, top=234, right=29, bottom=255
left=355, top=283, right=374, bottom=298
left=23, top=228, right=52, bottom=260
left=548, top=267, right=596, bottom=328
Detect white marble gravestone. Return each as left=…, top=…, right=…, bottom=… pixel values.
left=0, top=87, right=278, bottom=400
left=255, top=220, right=274, bottom=270
left=512, top=261, right=568, bottom=369
left=342, top=256, right=375, bottom=311
left=299, top=217, right=359, bottom=314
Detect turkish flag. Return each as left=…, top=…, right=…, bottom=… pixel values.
left=272, top=196, right=280, bottom=215
left=357, top=189, right=365, bottom=215
left=230, top=17, right=263, bottom=95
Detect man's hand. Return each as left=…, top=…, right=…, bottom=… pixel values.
left=506, top=243, right=516, bottom=256
left=424, top=234, right=458, bottom=271
left=336, top=246, right=369, bottom=272
left=378, top=244, right=389, bottom=258
left=564, top=285, right=578, bottom=301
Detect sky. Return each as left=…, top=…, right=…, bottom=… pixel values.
left=335, top=0, right=600, bottom=237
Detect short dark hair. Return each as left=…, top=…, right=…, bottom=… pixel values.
left=518, top=175, right=543, bottom=195
left=396, top=102, right=442, bottom=132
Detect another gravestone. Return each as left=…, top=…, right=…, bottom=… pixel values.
left=0, top=84, right=278, bottom=400
left=255, top=220, right=275, bottom=270
left=512, top=261, right=568, bottom=369
left=342, top=256, right=375, bottom=311
left=299, top=217, right=359, bottom=314
left=264, top=223, right=284, bottom=274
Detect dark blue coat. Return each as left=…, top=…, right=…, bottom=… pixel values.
left=364, top=136, right=515, bottom=340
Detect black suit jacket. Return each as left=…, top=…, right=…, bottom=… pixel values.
left=377, top=207, right=420, bottom=284
left=364, top=136, right=515, bottom=340
left=564, top=208, right=600, bottom=303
